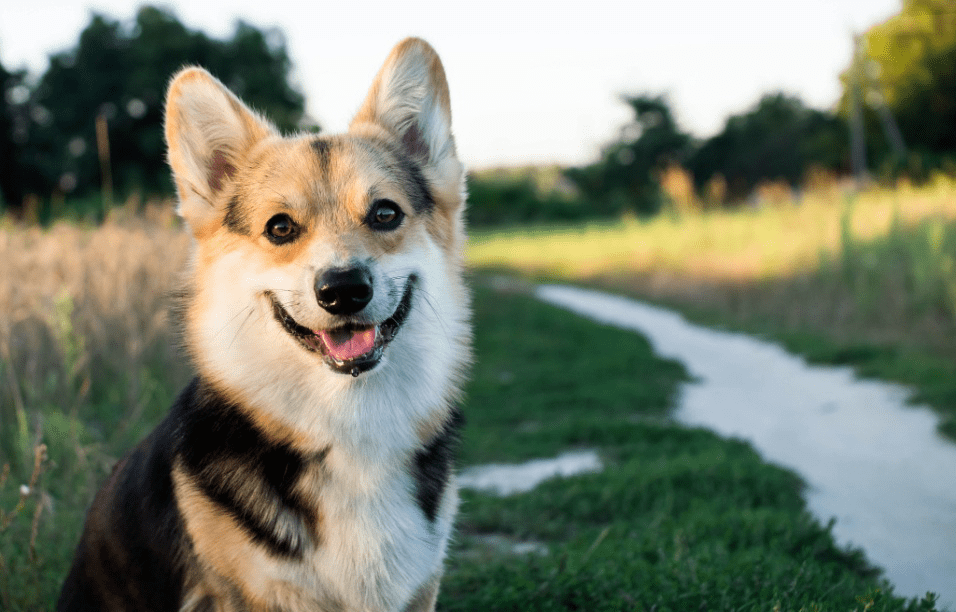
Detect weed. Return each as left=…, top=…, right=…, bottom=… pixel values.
left=0, top=444, right=51, bottom=609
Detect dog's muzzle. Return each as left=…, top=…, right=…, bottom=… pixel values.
left=268, top=275, right=416, bottom=376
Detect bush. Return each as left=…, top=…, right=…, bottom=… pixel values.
left=466, top=171, right=586, bottom=227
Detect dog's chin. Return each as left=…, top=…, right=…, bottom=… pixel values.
left=267, top=276, right=416, bottom=377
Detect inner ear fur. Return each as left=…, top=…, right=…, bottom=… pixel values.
left=164, top=67, right=275, bottom=234
left=350, top=38, right=463, bottom=201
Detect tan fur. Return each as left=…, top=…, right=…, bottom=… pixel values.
left=172, top=466, right=273, bottom=599
left=174, top=465, right=344, bottom=612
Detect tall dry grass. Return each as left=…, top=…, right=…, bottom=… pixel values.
left=0, top=198, right=191, bottom=607
left=1, top=198, right=190, bottom=461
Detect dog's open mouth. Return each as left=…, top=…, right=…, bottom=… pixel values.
left=268, top=275, right=416, bottom=377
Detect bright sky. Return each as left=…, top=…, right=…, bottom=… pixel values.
left=1, top=0, right=899, bottom=169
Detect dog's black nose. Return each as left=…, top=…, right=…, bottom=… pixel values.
left=315, top=267, right=373, bottom=315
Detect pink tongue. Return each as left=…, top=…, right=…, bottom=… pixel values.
left=317, top=327, right=376, bottom=361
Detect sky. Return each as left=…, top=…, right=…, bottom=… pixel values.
left=0, top=0, right=900, bottom=169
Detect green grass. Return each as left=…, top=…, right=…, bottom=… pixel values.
left=437, top=283, right=941, bottom=611
left=0, top=276, right=943, bottom=609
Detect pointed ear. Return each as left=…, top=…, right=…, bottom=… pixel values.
left=164, top=67, right=275, bottom=235
left=350, top=38, right=462, bottom=191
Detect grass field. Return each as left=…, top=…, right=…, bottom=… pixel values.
left=0, top=195, right=947, bottom=609
left=441, top=283, right=938, bottom=611
left=469, top=179, right=956, bottom=439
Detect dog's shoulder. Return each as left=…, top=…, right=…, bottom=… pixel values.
left=173, top=378, right=323, bottom=561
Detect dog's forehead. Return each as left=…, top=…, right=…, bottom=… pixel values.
left=225, top=134, right=433, bottom=236
left=314, top=135, right=434, bottom=215
left=256, top=135, right=430, bottom=211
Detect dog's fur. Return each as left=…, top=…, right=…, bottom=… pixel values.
left=57, top=38, right=470, bottom=612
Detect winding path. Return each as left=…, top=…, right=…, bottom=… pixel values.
left=536, top=284, right=956, bottom=608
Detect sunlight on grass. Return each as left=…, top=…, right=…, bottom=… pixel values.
left=468, top=179, right=956, bottom=283
left=468, top=178, right=956, bottom=442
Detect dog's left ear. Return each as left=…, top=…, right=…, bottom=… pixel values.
left=350, top=38, right=463, bottom=207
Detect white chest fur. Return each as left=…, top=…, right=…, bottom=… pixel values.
left=255, top=450, right=458, bottom=612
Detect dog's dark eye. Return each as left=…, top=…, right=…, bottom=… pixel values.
left=366, top=200, right=404, bottom=231
left=265, top=213, right=298, bottom=244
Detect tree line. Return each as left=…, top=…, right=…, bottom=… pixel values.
left=0, top=6, right=309, bottom=211
left=562, top=92, right=848, bottom=216
left=564, top=0, right=956, bottom=216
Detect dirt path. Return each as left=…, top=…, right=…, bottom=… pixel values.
left=536, top=284, right=956, bottom=608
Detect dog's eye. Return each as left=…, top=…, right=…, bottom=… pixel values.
left=366, top=200, right=404, bottom=231
left=265, top=213, right=298, bottom=244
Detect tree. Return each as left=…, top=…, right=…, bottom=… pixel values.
left=565, top=95, right=692, bottom=215
left=839, top=0, right=956, bottom=170
left=9, top=5, right=310, bottom=207
left=0, top=57, right=20, bottom=207
left=688, top=93, right=847, bottom=200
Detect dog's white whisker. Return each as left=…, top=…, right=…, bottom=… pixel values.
left=229, top=305, right=257, bottom=349
left=412, top=286, right=453, bottom=339
left=212, top=303, right=255, bottom=341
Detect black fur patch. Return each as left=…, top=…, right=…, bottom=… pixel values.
left=175, top=379, right=320, bottom=559
left=396, top=154, right=435, bottom=214
left=361, top=137, right=435, bottom=215
left=412, top=406, right=464, bottom=522
left=223, top=194, right=250, bottom=235
left=190, top=595, right=216, bottom=612
left=312, top=137, right=332, bottom=177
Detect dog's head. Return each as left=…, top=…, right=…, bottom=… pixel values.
left=164, top=39, right=469, bottom=421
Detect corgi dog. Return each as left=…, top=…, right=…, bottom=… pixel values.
left=57, top=38, right=470, bottom=612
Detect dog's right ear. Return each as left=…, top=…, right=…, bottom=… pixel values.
left=165, top=67, right=275, bottom=236
left=350, top=39, right=463, bottom=209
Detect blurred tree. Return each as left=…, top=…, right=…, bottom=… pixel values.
left=572, top=92, right=848, bottom=214
left=10, top=5, right=310, bottom=207
left=0, top=57, right=20, bottom=207
left=565, top=95, right=692, bottom=215
left=839, top=0, right=956, bottom=173
left=688, top=93, right=847, bottom=200
left=466, top=168, right=583, bottom=226
left=1, top=55, right=43, bottom=209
